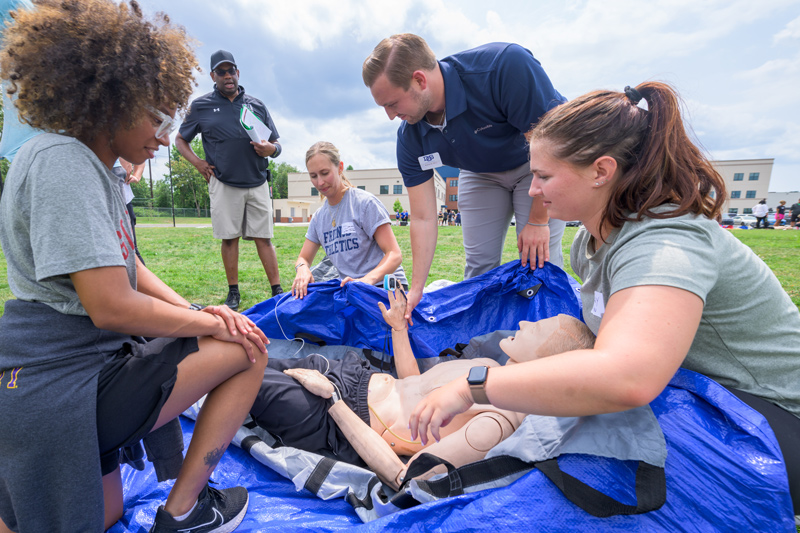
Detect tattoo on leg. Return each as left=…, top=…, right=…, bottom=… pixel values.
left=203, top=445, right=227, bottom=472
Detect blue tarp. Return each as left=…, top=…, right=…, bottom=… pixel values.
left=113, top=369, right=795, bottom=532
left=245, top=261, right=582, bottom=359
left=114, top=262, right=795, bottom=531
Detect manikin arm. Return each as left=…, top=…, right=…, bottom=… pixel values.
left=377, top=287, right=420, bottom=378
left=327, top=402, right=406, bottom=490
left=283, top=367, right=406, bottom=489
left=401, top=411, right=518, bottom=483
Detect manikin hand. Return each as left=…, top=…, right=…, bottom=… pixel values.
left=284, top=368, right=335, bottom=399
left=377, top=287, right=408, bottom=331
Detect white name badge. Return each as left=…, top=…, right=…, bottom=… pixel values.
left=340, top=222, right=355, bottom=236
left=591, top=291, right=606, bottom=318
left=418, top=152, right=443, bottom=170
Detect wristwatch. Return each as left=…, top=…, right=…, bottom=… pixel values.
left=466, top=365, right=491, bottom=405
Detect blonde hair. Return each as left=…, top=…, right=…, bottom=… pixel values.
left=362, top=33, right=437, bottom=89
left=305, top=141, right=353, bottom=201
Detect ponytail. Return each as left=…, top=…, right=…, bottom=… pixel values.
left=528, top=81, right=726, bottom=229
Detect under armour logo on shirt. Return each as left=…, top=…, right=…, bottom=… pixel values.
left=213, top=108, right=220, bottom=112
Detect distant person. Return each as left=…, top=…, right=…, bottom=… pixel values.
left=177, top=49, right=283, bottom=311
left=363, top=34, right=567, bottom=321
left=752, top=199, right=769, bottom=229
left=291, top=142, right=408, bottom=298
left=791, top=199, right=800, bottom=229
left=455, top=210, right=461, bottom=226
left=775, top=200, right=787, bottom=227
left=0, top=2, right=268, bottom=531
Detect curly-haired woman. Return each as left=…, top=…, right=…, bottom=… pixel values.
left=0, top=1, right=268, bottom=532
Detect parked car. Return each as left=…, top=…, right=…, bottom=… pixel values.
left=733, top=215, right=757, bottom=227
left=719, top=213, right=737, bottom=226
left=565, top=220, right=582, bottom=227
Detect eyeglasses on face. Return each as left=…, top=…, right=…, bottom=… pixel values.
left=214, top=66, right=237, bottom=77
left=146, top=106, right=177, bottom=139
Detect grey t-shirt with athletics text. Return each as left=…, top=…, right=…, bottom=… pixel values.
left=571, top=206, right=800, bottom=417
left=306, top=187, right=407, bottom=287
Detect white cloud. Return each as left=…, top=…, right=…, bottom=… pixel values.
left=774, top=14, right=800, bottom=43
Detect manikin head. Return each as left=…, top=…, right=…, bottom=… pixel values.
left=500, top=314, right=595, bottom=364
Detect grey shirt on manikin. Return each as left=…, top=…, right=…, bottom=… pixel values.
left=571, top=206, right=800, bottom=417
left=306, top=187, right=408, bottom=287
left=0, top=134, right=138, bottom=532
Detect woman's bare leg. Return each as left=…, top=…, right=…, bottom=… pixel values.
left=149, top=337, right=267, bottom=516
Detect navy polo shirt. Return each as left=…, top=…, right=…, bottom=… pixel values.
left=179, top=85, right=279, bottom=188
left=396, top=43, right=565, bottom=187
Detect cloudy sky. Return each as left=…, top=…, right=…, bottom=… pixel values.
left=134, top=0, right=800, bottom=192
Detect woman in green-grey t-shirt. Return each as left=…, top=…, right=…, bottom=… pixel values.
left=407, top=81, right=800, bottom=517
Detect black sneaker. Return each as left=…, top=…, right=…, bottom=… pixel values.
left=149, top=484, right=249, bottom=533
left=224, top=288, right=240, bottom=311
left=271, top=284, right=284, bottom=298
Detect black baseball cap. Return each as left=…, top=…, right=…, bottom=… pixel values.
left=210, top=50, right=237, bottom=71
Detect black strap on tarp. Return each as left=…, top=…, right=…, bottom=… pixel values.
left=401, top=453, right=666, bottom=518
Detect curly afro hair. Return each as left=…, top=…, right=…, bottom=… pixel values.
left=0, top=0, right=199, bottom=143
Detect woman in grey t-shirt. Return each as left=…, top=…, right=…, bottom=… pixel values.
left=406, top=82, right=800, bottom=517
left=291, top=141, right=407, bottom=298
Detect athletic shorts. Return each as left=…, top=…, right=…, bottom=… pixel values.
left=792, top=213, right=800, bottom=225
left=250, top=352, right=374, bottom=466
left=96, top=336, right=199, bottom=475
left=726, top=387, right=800, bottom=514
left=209, top=176, right=274, bottom=240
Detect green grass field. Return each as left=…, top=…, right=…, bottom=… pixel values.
left=1, top=223, right=799, bottom=315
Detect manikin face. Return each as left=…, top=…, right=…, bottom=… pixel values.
left=500, top=317, right=562, bottom=363
left=528, top=140, right=605, bottom=225
left=369, top=73, right=431, bottom=124
left=307, top=153, right=345, bottom=199
left=211, top=62, right=240, bottom=99
left=110, top=105, right=175, bottom=165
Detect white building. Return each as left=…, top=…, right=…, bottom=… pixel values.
left=712, top=158, right=774, bottom=214
left=273, top=168, right=446, bottom=222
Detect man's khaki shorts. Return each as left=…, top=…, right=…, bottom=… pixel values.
left=209, top=176, right=274, bottom=240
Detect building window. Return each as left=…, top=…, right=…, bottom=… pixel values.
left=743, top=208, right=752, bottom=214
left=393, top=185, right=403, bottom=194
left=357, top=185, right=366, bottom=190
left=449, top=194, right=458, bottom=202
left=380, top=185, right=389, bottom=195
left=733, top=173, right=744, bottom=181
left=731, top=191, right=741, bottom=199
left=728, top=208, right=738, bottom=214
left=311, top=187, right=318, bottom=196
left=748, top=172, right=759, bottom=181
left=449, top=179, right=458, bottom=187
left=746, top=190, right=756, bottom=199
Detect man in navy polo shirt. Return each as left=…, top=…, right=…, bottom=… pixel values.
left=363, top=34, right=566, bottom=319
left=177, top=50, right=283, bottom=310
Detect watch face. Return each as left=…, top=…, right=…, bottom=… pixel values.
left=467, top=365, right=489, bottom=385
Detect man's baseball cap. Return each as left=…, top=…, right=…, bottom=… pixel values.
left=210, top=50, right=237, bottom=71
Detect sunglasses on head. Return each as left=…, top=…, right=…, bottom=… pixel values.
left=214, top=66, right=237, bottom=76
left=146, top=106, right=177, bottom=139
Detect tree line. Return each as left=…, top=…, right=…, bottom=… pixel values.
left=131, top=137, right=298, bottom=214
